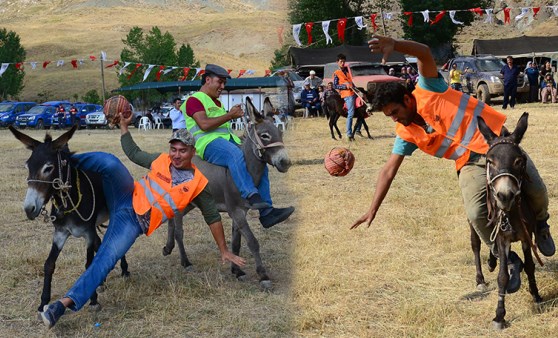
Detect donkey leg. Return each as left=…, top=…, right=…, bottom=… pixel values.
left=163, top=217, right=176, bottom=256
left=119, top=255, right=130, bottom=277
left=230, top=220, right=247, bottom=281
left=329, top=116, right=337, bottom=140
left=173, top=212, right=193, bottom=270
left=85, top=232, right=101, bottom=311
left=39, top=231, right=69, bottom=313
left=333, top=116, right=342, bottom=139
left=470, top=223, right=487, bottom=290
left=361, top=119, right=373, bottom=139
left=522, top=242, right=542, bottom=303
left=492, top=240, right=509, bottom=330
left=232, top=213, right=271, bottom=291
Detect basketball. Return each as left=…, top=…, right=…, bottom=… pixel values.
left=103, top=95, right=131, bottom=126
left=324, top=147, right=355, bottom=177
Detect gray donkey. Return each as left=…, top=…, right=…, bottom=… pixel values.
left=163, top=97, right=291, bottom=290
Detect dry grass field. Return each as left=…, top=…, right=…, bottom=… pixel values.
left=2, top=103, right=558, bottom=337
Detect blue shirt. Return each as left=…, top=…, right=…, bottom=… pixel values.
left=300, top=88, right=318, bottom=104
left=525, top=67, right=539, bottom=85
left=392, top=75, right=448, bottom=156
left=500, top=64, right=520, bottom=86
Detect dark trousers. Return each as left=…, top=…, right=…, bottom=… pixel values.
left=502, top=83, right=517, bottom=109
left=529, top=84, right=539, bottom=102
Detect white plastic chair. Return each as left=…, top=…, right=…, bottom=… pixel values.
left=273, top=115, right=286, bottom=131
left=286, top=115, right=295, bottom=130
left=230, top=117, right=245, bottom=131
left=153, top=116, right=164, bottom=129
left=138, top=116, right=152, bottom=131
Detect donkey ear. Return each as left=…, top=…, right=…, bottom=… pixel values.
left=8, top=125, right=41, bottom=150
left=263, top=97, right=275, bottom=118
left=477, top=116, right=497, bottom=143
left=52, top=125, right=77, bottom=151
left=511, top=112, right=528, bottom=145
left=245, top=97, right=264, bottom=123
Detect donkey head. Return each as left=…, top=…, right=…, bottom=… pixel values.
left=477, top=112, right=528, bottom=212
left=244, top=97, right=291, bottom=172
left=9, top=125, right=77, bottom=219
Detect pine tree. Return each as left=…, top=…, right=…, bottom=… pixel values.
left=0, top=28, right=25, bottom=100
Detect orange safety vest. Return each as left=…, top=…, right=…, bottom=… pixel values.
left=396, top=85, right=507, bottom=171
left=334, top=68, right=354, bottom=98
left=132, top=154, right=208, bottom=236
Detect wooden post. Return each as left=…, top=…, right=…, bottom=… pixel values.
left=380, top=7, right=387, bottom=36
left=100, top=53, right=106, bottom=103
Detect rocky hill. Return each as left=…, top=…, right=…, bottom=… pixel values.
left=2, top=0, right=557, bottom=101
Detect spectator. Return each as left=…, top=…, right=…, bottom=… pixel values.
left=540, top=61, right=553, bottom=80
left=500, top=55, right=520, bottom=109
left=56, top=105, right=66, bottom=130
left=408, top=67, right=419, bottom=84
left=300, top=81, right=320, bottom=118
left=388, top=68, right=395, bottom=76
left=400, top=66, right=415, bottom=92
left=449, top=63, right=463, bottom=91
left=69, top=105, right=78, bottom=127
left=304, top=70, right=322, bottom=89
left=169, top=97, right=185, bottom=131
left=540, top=73, right=557, bottom=103
left=525, top=61, right=539, bottom=103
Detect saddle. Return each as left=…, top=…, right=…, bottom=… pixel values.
left=341, top=96, right=366, bottom=118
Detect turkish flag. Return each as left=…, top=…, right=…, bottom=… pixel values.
left=71, top=60, right=78, bottom=69
left=337, top=18, right=347, bottom=43
left=404, top=12, right=413, bottom=26
left=305, top=22, right=314, bottom=44
left=43, top=61, right=51, bottom=69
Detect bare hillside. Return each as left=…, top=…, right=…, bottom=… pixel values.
left=2, top=0, right=289, bottom=101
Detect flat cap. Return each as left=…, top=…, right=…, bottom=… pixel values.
left=205, top=64, right=231, bottom=79
left=169, top=128, right=195, bottom=146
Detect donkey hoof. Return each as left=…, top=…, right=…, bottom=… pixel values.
left=88, top=303, right=102, bottom=312
left=183, top=264, right=194, bottom=272
left=162, top=246, right=172, bottom=256
left=97, top=284, right=106, bottom=293
left=121, top=270, right=130, bottom=278
left=236, top=274, right=247, bottom=282
left=492, top=320, right=506, bottom=330
left=476, top=283, right=489, bottom=292
left=259, top=280, right=273, bottom=291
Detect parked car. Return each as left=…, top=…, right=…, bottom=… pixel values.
left=15, top=105, right=58, bottom=129
left=442, top=55, right=528, bottom=104
left=87, top=103, right=142, bottom=129
left=50, top=103, right=102, bottom=129
left=322, top=61, right=404, bottom=103
left=0, top=101, right=37, bottom=127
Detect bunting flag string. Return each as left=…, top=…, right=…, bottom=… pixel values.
left=292, top=5, right=558, bottom=47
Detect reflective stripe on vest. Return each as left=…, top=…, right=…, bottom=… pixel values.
left=132, top=154, right=209, bottom=236
left=396, top=84, right=506, bottom=171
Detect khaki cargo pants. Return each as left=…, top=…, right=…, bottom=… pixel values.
left=458, top=153, right=549, bottom=248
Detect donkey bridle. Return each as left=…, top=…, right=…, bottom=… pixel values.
left=245, top=122, right=284, bottom=161
left=27, top=152, right=96, bottom=223
left=485, top=139, right=543, bottom=266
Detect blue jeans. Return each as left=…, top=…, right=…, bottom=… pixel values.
left=66, top=152, right=143, bottom=311
left=204, top=137, right=273, bottom=215
left=344, top=95, right=356, bottom=137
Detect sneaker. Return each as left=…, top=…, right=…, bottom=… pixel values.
left=536, top=220, right=556, bottom=257
left=506, top=251, right=523, bottom=294
left=40, top=300, right=66, bottom=329
left=260, top=206, right=295, bottom=228
left=247, top=194, right=271, bottom=210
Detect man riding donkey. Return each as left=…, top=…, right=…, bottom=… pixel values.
left=351, top=35, right=555, bottom=292
left=181, top=64, right=294, bottom=228
left=40, top=112, right=246, bottom=328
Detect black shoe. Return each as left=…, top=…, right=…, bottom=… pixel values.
left=536, top=220, right=556, bottom=257
left=348, top=135, right=355, bottom=142
left=40, top=300, right=66, bottom=329
left=247, top=194, right=271, bottom=210
left=506, top=251, right=523, bottom=294
left=260, top=206, right=295, bottom=228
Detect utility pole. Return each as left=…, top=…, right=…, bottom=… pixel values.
left=100, top=52, right=106, bottom=103
left=379, top=7, right=387, bottom=36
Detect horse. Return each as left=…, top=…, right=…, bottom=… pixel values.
left=162, top=96, right=291, bottom=290
left=8, top=125, right=129, bottom=314
left=474, top=112, right=542, bottom=330
left=325, top=91, right=373, bottom=140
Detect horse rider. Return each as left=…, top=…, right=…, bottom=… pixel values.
left=350, top=35, right=555, bottom=289
left=40, top=112, right=246, bottom=329
left=181, top=64, right=294, bottom=229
